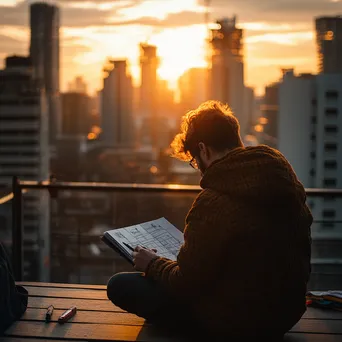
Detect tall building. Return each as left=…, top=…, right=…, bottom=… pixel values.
left=316, top=16, right=342, bottom=74
left=178, top=68, right=207, bottom=112
left=100, top=59, right=134, bottom=148
left=61, top=92, right=91, bottom=136
left=209, top=16, right=246, bottom=136
left=243, top=86, right=255, bottom=135
left=30, top=2, right=61, bottom=144
left=68, top=76, right=88, bottom=94
left=260, top=82, right=279, bottom=148
left=138, top=43, right=159, bottom=149
left=278, top=69, right=342, bottom=289
left=0, top=55, right=50, bottom=281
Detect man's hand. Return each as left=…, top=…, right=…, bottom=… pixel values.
left=133, top=246, right=159, bottom=272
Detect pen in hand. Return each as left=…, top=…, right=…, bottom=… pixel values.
left=123, top=242, right=134, bottom=251
left=123, top=242, right=149, bottom=251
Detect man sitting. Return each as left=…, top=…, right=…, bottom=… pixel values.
left=107, top=100, right=312, bottom=340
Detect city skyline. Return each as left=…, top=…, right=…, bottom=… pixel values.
left=1, top=0, right=341, bottom=96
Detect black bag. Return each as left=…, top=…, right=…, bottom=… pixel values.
left=0, top=242, right=28, bottom=334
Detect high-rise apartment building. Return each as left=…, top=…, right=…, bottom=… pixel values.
left=61, top=92, right=91, bottom=136
left=101, top=59, right=134, bottom=148
left=30, top=2, right=61, bottom=143
left=210, top=16, right=246, bottom=136
left=278, top=69, right=342, bottom=289
left=316, top=16, right=342, bottom=74
left=0, top=55, right=50, bottom=281
left=138, top=44, right=159, bottom=149
left=68, top=76, right=88, bottom=94
left=260, top=82, right=279, bottom=148
left=178, top=68, right=207, bottom=112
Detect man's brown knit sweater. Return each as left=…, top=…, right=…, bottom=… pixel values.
left=145, top=145, right=312, bottom=338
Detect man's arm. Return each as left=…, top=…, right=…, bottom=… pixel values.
left=145, top=190, right=226, bottom=297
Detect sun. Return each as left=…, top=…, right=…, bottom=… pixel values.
left=149, top=25, right=208, bottom=88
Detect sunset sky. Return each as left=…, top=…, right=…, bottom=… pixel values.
left=0, top=0, right=341, bottom=96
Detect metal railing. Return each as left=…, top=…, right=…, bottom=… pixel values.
left=11, top=176, right=342, bottom=281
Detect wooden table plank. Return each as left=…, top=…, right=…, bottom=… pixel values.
left=17, top=282, right=106, bottom=290
left=4, top=322, right=186, bottom=342
left=303, top=307, right=342, bottom=320
left=0, top=339, right=87, bottom=342
left=22, top=308, right=145, bottom=326
left=28, top=296, right=124, bottom=312
left=25, top=286, right=108, bottom=300
left=284, top=334, right=342, bottom=342
left=291, top=319, right=342, bottom=334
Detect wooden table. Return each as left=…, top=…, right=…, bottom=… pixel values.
left=2, top=282, right=342, bottom=342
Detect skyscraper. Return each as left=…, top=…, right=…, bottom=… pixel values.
left=101, top=59, right=134, bottom=148
left=138, top=43, right=159, bottom=149
left=0, top=55, right=50, bottom=281
left=178, top=68, right=207, bottom=111
left=61, top=92, right=91, bottom=136
left=278, top=69, right=342, bottom=289
left=316, top=16, right=342, bottom=74
left=209, top=16, right=246, bottom=136
left=30, top=2, right=60, bottom=144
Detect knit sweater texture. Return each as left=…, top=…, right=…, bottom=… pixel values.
left=146, top=145, right=312, bottom=338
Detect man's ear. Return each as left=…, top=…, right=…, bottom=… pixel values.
left=198, top=142, right=210, bottom=158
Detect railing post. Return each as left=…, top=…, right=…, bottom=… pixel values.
left=12, top=176, right=23, bottom=281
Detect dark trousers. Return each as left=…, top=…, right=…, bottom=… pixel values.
left=107, top=272, right=200, bottom=336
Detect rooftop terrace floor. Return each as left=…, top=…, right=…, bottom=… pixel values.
left=2, top=282, right=342, bottom=341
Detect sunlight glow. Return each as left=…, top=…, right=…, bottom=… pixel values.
left=0, top=0, right=18, bottom=6
left=246, top=31, right=314, bottom=46
left=241, top=22, right=310, bottom=32
left=150, top=25, right=207, bottom=88
left=66, top=1, right=134, bottom=10
left=0, top=26, right=29, bottom=41
left=118, top=0, right=205, bottom=20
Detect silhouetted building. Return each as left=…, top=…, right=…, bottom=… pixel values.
left=100, top=59, right=134, bottom=148
left=179, top=68, right=207, bottom=112
left=260, top=82, right=279, bottom=148
left=30, top=2, right=61, bottom=144
left=138, top=44, right=159, bottom=150
left=243, top=86, right=255, bottom=135
left=0, top=55, right=50, bottom=281
left=278, top=69, right=342, bottom=289
left=61, top=92, right=91, bottom=136
left=68, top=76, right=88, bottom=94
left=210, top=16, right=246, bottom=136
left=316, top=16, right=342, bottom=74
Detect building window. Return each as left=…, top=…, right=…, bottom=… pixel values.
left=325, top=91, right=338, bottom=99
left=324, top=178, right=337, bottom=187
left=310, top=133, right=316, bottom=141
left=322, top=209, right=336, bottom=218
left=324, top=160, right=337, bottom=169
left=324, top=196, right=336, bottom=202
left=310, top=151, right=316, bottom=159
left=324, top=143, right=337, bottom=151
left=325, top=108, right=338, bottom=117
left=322, top=222, right=335, bottom=229
left=311, top=116, right=317, bottom=124
left=308, top=201, right=315, bottom=209
left=324, top=31, right=334, bottom=41
left=310, top=168, right=316, bottom=177
left=325, top=125, right=338, bottom=134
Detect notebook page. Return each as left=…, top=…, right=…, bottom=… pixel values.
left=106, top=217, right=184, bottom=261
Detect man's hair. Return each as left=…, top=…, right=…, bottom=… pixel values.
left=171, top=100, right=243, bottom=161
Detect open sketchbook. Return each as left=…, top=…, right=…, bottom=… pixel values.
left=101, top=217, right=184, bottom=265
